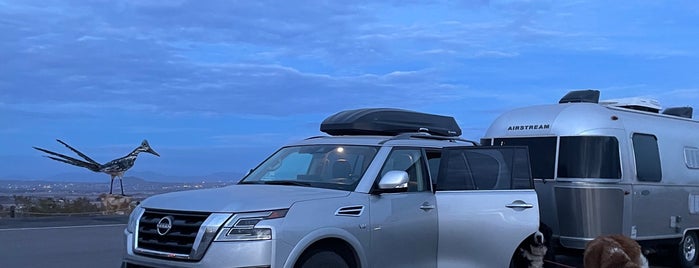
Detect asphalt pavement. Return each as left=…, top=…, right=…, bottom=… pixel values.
left=0, top=216, right=127, bottom=268
left=0, top=216, right=691, bottom=268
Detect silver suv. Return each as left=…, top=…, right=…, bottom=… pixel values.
left=122, top=108, right=539, bottom=267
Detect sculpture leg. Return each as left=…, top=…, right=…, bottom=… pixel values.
left=120, top=177, right=125, bottom=196
left=109, top=177, right=114, bottom=194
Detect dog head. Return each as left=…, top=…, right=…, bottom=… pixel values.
left=533, top=230, right=545, bottom=246
left=523, top=230, right=548, bottom=258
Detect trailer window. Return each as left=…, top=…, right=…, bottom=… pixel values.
left=492, top=137, right=556, bottom=180
left=633, top=134, right=662, bottom=182
left=558, top=136, right=621, bottom=179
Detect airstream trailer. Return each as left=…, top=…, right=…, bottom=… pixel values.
left=482, top=90, right=699, bottom=267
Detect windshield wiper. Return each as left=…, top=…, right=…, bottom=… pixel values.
left=240, top=180, right=311, bottom=187
left=238, top=181, right=262, bottom=185
left=262, top=180, right=312, bottom=186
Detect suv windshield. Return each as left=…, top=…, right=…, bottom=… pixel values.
left=240, top=145, right=379, bottom=191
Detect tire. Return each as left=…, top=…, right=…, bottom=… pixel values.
left=297, top=249, right=350, bottom=268
left=678, top=232, right=698, bottom=268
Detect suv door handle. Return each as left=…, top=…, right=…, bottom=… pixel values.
left=505, top=201, right=533, bottom=209
left=420, top=202, right=436, bottom=211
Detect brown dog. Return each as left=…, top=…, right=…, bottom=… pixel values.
left=583, top=234, right=648, bottom=268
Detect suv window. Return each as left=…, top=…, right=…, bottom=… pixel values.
left=492, top=137, right=556, bottom=180
left=425, top=150, right=441, bottom=187
left=377, top=148, right=430, bottom=192
left=436, top=147, right=532, bottom=191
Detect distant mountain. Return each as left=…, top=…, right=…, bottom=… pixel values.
left=0, top=176, right=236, bottom=198
left=0, top=172, right=103, bottom=183
left=0, top=176, right=151, bottom=185
left=127, top=171, right=245, bottom=183
left=1, top=174, right=35, bottom=181
left=0, top=171, right=246, bottom=183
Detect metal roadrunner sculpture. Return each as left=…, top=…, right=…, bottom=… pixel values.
left=33, top=139, right=160, bottom=195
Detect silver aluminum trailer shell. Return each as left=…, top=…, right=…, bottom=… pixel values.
left=483, top=102, right=699, bottom=249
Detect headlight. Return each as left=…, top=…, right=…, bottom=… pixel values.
left=215, top=209, right=288, bottom=241
left=126, top=205, right=145, bottom=233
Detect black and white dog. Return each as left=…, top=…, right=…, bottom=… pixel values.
left=513, top=223, right=553, bottom=268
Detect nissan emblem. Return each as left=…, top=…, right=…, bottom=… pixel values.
left=156, top=216, right=174, bottom=236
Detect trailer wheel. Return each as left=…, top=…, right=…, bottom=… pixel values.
left=296, top=249, right=350, bottom=268
left=678, top=231, right=698, bottom=268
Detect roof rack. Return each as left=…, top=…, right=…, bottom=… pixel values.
left=378, top=133, right=477, bottom=145
left=320, top=108, right=462, bottom=137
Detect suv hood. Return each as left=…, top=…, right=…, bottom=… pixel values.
left=139, top=185, right=350, bottom=213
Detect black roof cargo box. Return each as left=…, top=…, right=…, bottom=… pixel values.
left=320, top=108, right=462, bottom=137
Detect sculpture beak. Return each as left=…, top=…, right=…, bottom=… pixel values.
left=147, top=148, right=160, bottom=157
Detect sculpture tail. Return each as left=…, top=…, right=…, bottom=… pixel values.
left=56, top=139, right=100, bottom=165
left=33, top=146, right=101, bottom=172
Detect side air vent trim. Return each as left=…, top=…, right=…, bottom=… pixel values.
left=335, top=205, right=365, bottom=217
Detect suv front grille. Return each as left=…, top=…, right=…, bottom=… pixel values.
left=136, top=210, right=210, bottom=258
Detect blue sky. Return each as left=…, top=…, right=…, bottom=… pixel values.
left=1, top=0, right=698, bottom=181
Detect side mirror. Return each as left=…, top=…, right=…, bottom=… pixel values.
left=378, top=170, right=409, bottom=190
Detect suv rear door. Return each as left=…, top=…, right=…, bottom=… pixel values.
left=434, top=146, right=539, bottom=267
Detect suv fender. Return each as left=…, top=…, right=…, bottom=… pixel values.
left=282, top=227, right=367, bottom=268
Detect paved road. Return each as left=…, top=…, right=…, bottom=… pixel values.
left=0, top=216, right=127, bottom=268
left=0, top=216, right=691, bottom=268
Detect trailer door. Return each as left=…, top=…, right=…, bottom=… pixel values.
left=434, top=146, right=539, bottom=267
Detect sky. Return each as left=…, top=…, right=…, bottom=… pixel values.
left=1, top=0, right=698, bottom=181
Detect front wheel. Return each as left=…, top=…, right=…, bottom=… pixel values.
left=678, top=232, right=698, bottom=268
left=296, top=249, right=350, bottom=268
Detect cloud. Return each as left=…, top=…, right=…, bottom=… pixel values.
left=3, top=0, right=699, bottom=180
left=2, top=1, right=465, bottom=118
left=473, top=50, right=519, bottom=58
left=2, top=60, right=469, bottom=117
left=655, top=89, right=699, bottom=108
left=2, top=0, right=697, bottom=121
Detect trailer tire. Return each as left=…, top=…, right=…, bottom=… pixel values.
left=296, top=249, right=350, bottom=268
left=678, top=231, right=698, bottom=268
